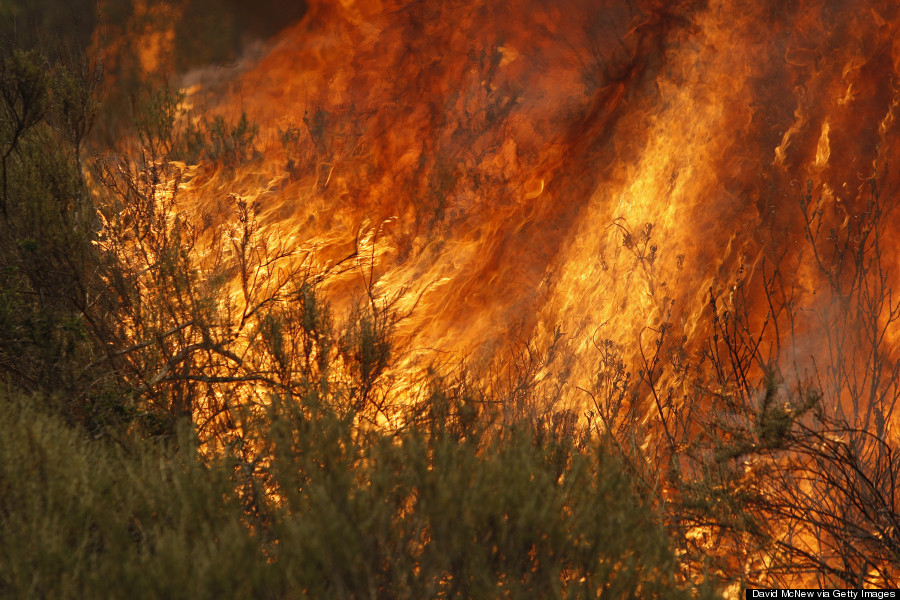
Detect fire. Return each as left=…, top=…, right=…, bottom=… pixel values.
left=133, top=0, right=900, bottom=586
left=100, top=0, right=181, bottom=75
left=176, top=0, right=898, bottom=396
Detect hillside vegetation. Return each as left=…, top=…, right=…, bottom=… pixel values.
left=2, top=11, right=900, bottom=597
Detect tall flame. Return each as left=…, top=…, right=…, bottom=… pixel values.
left=173, top=0, right=900, bottom=424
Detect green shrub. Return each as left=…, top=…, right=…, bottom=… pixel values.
left=0, top=382, right=704, bottom=599
left=0, top=390, right=272, bottom=600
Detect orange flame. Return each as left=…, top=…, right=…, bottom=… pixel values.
left=96, top=0, right=900, bottom=589
left=170, top=0, right=900, bottom=425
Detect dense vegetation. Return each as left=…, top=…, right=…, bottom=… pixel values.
left=0, top=34, right=705, bottom=599
left=0, top=385, right=698, bottom=598
left=2, top=4, right=900, bottom=597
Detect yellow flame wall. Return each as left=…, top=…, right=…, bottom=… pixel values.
left=179, top=0, right=900, bottom=408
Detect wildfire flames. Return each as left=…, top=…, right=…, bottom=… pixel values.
left=173, top=0, right=899, bottom=417
left=7, top=0, right=900, bottom=592
left=101, top=0, right=900, bottom=586
left=103, top=0, right=900, bottom=583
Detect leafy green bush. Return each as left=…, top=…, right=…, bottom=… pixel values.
left=0, top=382, right=704, bottom=599
left=0, top=46, right=110, bottom=426
left=0, top=391, right=271, bottom=600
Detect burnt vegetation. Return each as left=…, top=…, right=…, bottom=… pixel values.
left=2, top=5, right=900, bottom=600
